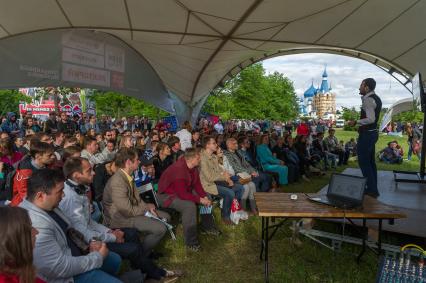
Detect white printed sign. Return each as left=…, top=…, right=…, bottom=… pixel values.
left=62, top=32, right=105, bottom=55
left=62, top=63, right=110, bottom=87
left=105, top=44, right=125, bottom=73
left=62, top=47, right=105, bottom=69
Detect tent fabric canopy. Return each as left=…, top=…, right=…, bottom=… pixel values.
left=380, top=97, right=414, bottom=132
left=0, top=0, right=424, bottom=112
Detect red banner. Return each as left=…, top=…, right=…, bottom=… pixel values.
left=19, top=100, right=80, bottom=116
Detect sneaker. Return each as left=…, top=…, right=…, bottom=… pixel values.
left=302, top=175, right=310, bottom=182
left=163, top=277, right=179, bottom=283
left=309, top=165, right=320, bottom=173
left=164, top=269, right=184, bottom=278
left=365, top=192, right=380, bottom=198
left=200, top=228, right=222, bottom=236
left=187, top=244, right=201, bottom=252
left=149, top=251, right=164, bottom=260
left=222, top=218, right=234, bottom=226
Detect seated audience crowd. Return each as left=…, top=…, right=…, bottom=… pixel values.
left=0, top=113, right=365, bottom=282
left=378, top=140, right=403, bottom=164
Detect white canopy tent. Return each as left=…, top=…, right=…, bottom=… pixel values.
left=0, top=0, right=425, bottom=122
left=380, top=97, right=415, bottom=132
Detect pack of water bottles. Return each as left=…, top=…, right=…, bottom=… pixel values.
left=377, top=253, right=425, bottom=283
left=199, top=205, right=212, bottom=215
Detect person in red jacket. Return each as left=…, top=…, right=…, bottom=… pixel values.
left=0, top=206, right=45, bottom=283
left=296, top=119, right=310, bottom=137
left=10, top=140, right=55, bottom=206
left=157, top=147, right=218, bottom=252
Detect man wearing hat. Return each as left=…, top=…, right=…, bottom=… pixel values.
left=134, top=156, right=156, bottom=187
left=348, top=78, right=382, bottom=198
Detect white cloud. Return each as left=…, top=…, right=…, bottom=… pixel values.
left=263, top=53, right=413, bottom=109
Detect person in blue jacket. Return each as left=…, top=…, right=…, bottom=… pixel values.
left=256, top=134, right=288, bottom=185
left=1, top=112, right=20, bottom=136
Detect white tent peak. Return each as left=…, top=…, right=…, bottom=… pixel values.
left=0, top=0, right=424, bottom=119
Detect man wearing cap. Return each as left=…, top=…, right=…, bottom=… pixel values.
left=134, top=156, right=156, bottom=187
left=348, top=78, right=382, bottom=198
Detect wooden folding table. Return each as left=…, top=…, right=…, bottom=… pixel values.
left=255, top=193, right=406, bottom=283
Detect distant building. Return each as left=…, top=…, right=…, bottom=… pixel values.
left=301, top=66, right=336, bottom=118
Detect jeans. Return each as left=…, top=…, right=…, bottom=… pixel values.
left=232, top=182, right=245, bottom=200
left=252, top=172, right=272, bottom=192
left=241, top=182, right=257, bottom=211
left=331, top=150, right=345, bottom=165
left=357, top=130, right=379, bottom=195
left=344, top=150, right=351, bottom=164
left=74, top=251, right=121, bottom=283
left=216, top=185, right=235, bottom=219
left=407, top=141, right=420, bottom=160
left=286, top=163, right=299, bottom=183
left=323, top=152, right=337, bottom=169
left=107, top=228, right=166, bottom=280
left=407, top=141, right=413, bottom=160
left=90, top=201, right=102, bottom=223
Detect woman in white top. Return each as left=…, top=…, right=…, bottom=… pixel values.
left=217, top=147, right=257, bottom=214
left=175, top=121, right=193, bottom=151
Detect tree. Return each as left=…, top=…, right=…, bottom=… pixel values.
left=90, top=91, right=168, bottom=119
left=341, top=107, right=359, bottom=131
left=0, top=89, right=32, bottom=116
left=393, top=110, right=423, bottom=124
left=202, top=63, right=299, bottom=120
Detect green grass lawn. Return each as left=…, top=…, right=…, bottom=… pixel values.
left=334, top=129, right=420, bottom=172
left=155, top=130, right=422, bottom=283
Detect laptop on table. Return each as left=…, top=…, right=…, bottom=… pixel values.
left=308, top=173, right=367, bottom=209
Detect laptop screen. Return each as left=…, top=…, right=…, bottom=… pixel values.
left=328, top=174, right=367, bottom=201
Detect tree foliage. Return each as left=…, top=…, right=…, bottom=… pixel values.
left=0, top=89, right=32, bottom=116
left=90, top=91, right=168, bottom=119
left=341, top=107, right=359, bottom=131
left=202, top=63, right=299, bottom=120
left=341, top=107, right=359, bottom=121
left=393, top=110, right=423, bottom=124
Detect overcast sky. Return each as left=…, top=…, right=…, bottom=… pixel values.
left=262, top=53, right=413, bottom=110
